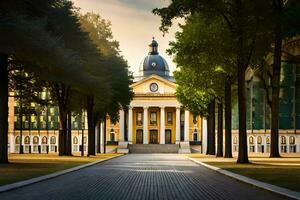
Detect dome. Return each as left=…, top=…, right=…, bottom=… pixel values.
left=139, top=38, right=170, bottom=77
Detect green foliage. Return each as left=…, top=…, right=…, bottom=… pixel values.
left=79, top=12, right=133, bottom=123
left=167, top=13, right=236, bottom=116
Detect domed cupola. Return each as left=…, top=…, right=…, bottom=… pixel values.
left=139, top=37, right=170, bottom=77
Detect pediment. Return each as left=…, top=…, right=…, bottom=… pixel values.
left=131, top=75, right=176, bottom=95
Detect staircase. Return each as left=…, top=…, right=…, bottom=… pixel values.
left=129, top=144, right=179, bottom=153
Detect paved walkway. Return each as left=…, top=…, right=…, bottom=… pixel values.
left=0, top=154, right=291, bottom=200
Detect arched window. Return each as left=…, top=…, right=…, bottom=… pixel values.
left=289, top=136, right=295, bottom=144
left=257, top=136, right=262, bottom=144
left=73, top=137, right=78, bottom=144
left=233, top=136, right=238, bottom=144
left=33, top=136, right=39, bottom=144
left=24, top=136, right=30, bottom=144
left=281, top=136, right=286, bottom=144
left=15, top=136, right=20, bottom=144
left=266, top=136, right=270, bottom=144
left=249, top=136, right=254, bottom=144
left=42, top=136, right=47, bottom=144
left=50, top=136, right=56, bottom=144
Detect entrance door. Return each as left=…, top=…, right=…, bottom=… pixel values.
left=150, top=130, right=158, bottom=144
left=136, top=130, right=143, bottom=144
left=165, top=130, right=171, bottom=144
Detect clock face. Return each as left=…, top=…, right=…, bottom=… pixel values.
left=150, top=83, right=158, bottom=92
left=151, top=62, right=157, bottom=68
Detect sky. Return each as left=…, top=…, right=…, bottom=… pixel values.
left=72, top=0, right=180, bottom=76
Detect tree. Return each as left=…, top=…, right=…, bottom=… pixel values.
left=167, top=13, right=235, bottom=157
left=0, top=0, right=109, bottom=161
left=269, top=0, right=300, bottom=158
left=154, top=0, right=272, bottom=163
left=252, top=0, right=300, bottom=158
left=79, top=12, right=133, bottom=156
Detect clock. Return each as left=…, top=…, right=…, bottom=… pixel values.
left=151, top=62, right=157, bottom=68
left=150, top=83, right=158, bottom=92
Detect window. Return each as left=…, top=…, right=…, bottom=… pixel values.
left=193, top=132, right=198, bottom=141
left=249, top=136, right=254, bottom=144
left=289, top=136, right=296, bottom=153
left=233, top=137, right=238, bottom=144
left=42, top=136, right=47, bottom=144
left=167, top=112, right=173, bottom=125
left=33, top=136, right=39, bottom=144
left=136, top=112, right=143, bottom=126
left=50, top=136, right=56, bottom=144
left=110, top=133, right=115, bottom=142
left=249, top=136, right=255, bottom=152
left=50, top=108, right=55, bottom=115
left=180, top=112, right=184, bottom=122
left=266, top=136, right=270, bottom=144
left=289, top=136, right=295, bottom=144
left=25, top=136, right=30, bottom=144
left=257, top=136, right=262, bottom=144
left=15, top=136, right=20, bottom=144
left=281, top=136, right=286, bottom=144
left=150, top=112, right=157, bottom=125
left=84, top=136, right=87, bottom=144
left=281, top=136, right=287, bottom=153
left=73, top=137, right=78, bottom=144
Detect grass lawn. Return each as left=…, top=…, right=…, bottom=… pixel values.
left=188, top=154, right=300, bottom=192
left=0, top=153, right=121, bottom=186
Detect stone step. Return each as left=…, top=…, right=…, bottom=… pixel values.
left=129, top=144, right=179, bottom=153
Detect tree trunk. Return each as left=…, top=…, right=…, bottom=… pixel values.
left=65, top=110, right=72, bottom=156
left=58, top=111, right=67, bottom=156
left=103, top=117, right=107, bottom=154
left=206, top=100, right=215, bottom=155
left=19, top=96, right=24, bottom=154
left=224, top=76, right=233, bottom=158
left=270, top=0, right=283, bottom=158
left=96, top=122, right=101, bottom=153
left=206, top=114, right=210, bottom=154
left=217, top=102, right=223, bottom=157
left=0, top=54, right=9, bottom=163
left=54, top=84, right=70, bottom=156
left=237, top=62, right=249, bottom=163
left=87, top=96, right=96, bottom=156
left=236, top=0, right=249, bottom=164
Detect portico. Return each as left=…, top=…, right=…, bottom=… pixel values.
left=118, top=105, right=190, bottom=145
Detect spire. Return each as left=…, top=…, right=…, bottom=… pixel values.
left=149, top=37, right=158, bottom=55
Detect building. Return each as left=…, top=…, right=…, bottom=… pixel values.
left=231, top=36, right=300, bottom=153
left=106, top=38, right=202, bottom=153
left=7, top=37, right=300, bottom=154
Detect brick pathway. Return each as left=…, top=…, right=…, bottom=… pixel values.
left=0, top=154, right=290, bottom=200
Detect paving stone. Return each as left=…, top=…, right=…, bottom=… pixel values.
left=0, top=154, right=291, bottom=200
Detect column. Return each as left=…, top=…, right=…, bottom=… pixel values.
left=100, top=122, right=104, bottom=153
left=119, top=109, right=125, bottom=142
left=143, top=106, right=148, bottom=144
left=128, top=107, right=133, bottom=144
left=176, top=107, right=181, bottom=144
left=202, top=118, right=207, bottom=154
left=9, top=133, right=14, bottom=153
left=184, top=110, right=189, bottom=142
left=160, top=106, right=165, bottom=144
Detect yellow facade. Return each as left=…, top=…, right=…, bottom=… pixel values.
left=106, top=74, right=203, bottom=145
